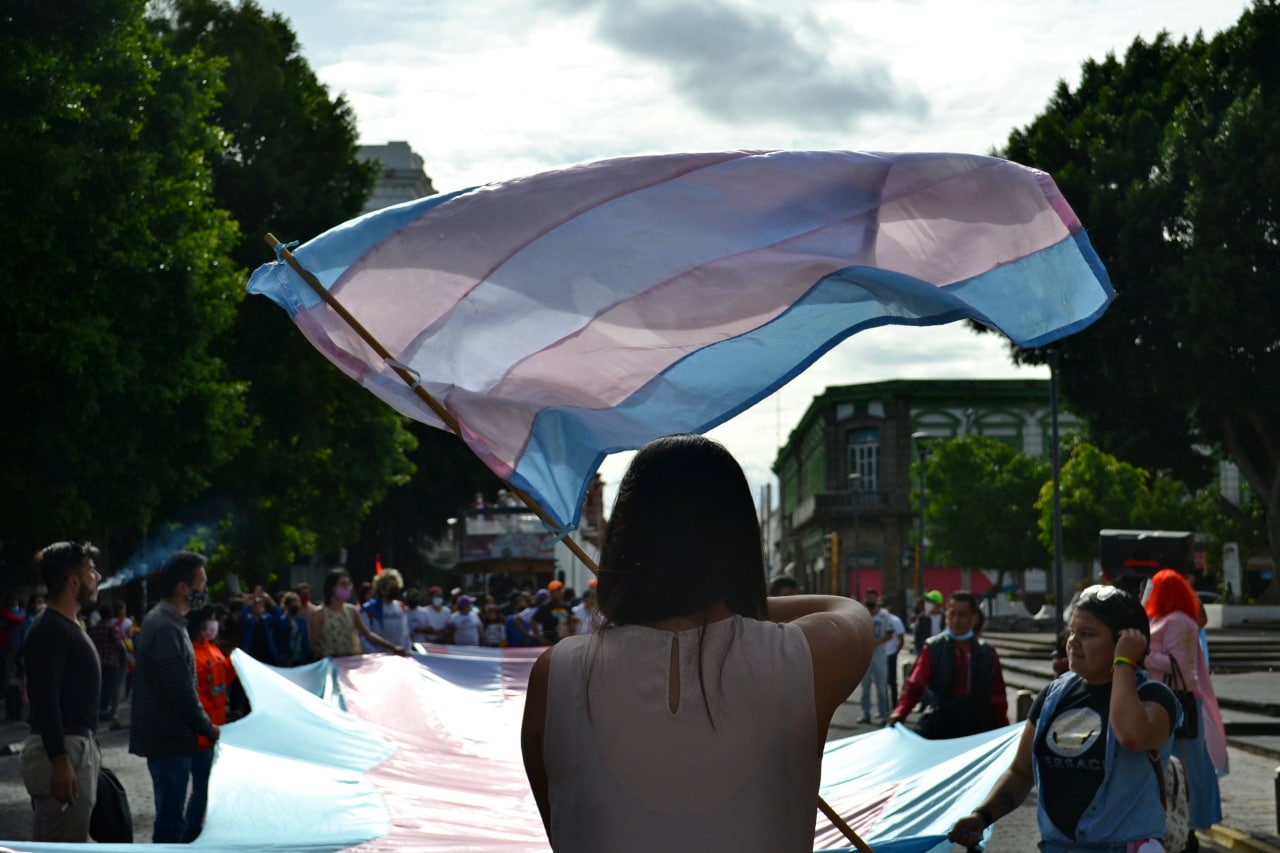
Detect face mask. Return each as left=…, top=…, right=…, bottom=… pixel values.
left=299, top=593, right=311, bottom=606
left=188, top=590, right=207, bottom=609
left=866, top=601, right=878, bottom=611
left=34, top=603, right=47, bottom=614
left=335, top=586, right=353, bottom=602
left=288, top=604, right=300, bottom=616
left=203, top=621, right=219, bottom=641
left=946, top=628, right=975, bottom=642
left=9, top=606, right=18, bottom=614
left=431, top=596, right=444, bottom=607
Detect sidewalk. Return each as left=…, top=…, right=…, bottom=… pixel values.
left=0, top=717, right=27, bottom=755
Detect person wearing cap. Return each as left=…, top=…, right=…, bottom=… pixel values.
left=521, top=434, right=873, bottom=851
left=533, top=580, right=574, bottom=643
left=446, top=596, right=482, bottom=646
left=888, top=590, right=1008, bottom=738
left=948, top=584, right=1180, bottom=852
left=412, top=586, right=451, bottom=645
left=913, top=589, right=945, bottom=653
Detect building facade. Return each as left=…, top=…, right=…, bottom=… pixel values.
left=357, top=141, right=436, bottom=213
left=772, top=379, right=1077, bottom=609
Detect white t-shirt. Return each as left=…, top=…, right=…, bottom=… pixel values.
left=884, top=612, right=906, bottom=656
left=408, top=605, right=451, bottom=642
left=448, top=611, right=482, bottom=646
left=869, top=609, right=894, bottom=660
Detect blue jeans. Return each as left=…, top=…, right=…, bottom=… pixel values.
left=184, top=748, right=215, bottom=842
left=147, top=755, right=192, bottom=843
left=860, top=651, right=889, bottom=720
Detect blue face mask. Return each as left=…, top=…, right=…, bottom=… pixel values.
left=187, top=590, right=207, bottom=610
left=946, top=628, right=974, bottom=641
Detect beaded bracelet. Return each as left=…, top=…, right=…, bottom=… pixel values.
left=1113, top=656, right=1136, bottom=669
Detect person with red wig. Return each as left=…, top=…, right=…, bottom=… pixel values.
left=1145, top=568, right=1225, bottom=834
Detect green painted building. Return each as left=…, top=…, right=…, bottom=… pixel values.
left=771, top=379, right=1077, bottom=607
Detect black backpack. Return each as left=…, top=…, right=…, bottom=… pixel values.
left=90, top=766, right=134, bottom=843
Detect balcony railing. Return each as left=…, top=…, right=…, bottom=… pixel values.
left=789, top=490, right=893, bottom=529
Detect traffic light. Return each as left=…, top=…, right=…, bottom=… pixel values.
left=823, top=532, right=840, bottom=595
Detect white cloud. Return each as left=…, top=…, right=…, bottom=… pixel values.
left=262, top=0, right=1247, bottom=510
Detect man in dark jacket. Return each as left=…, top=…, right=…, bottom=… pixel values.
left=128, top=551, right=220, bottom=843
left=888, top=590, right=1008, bottom=739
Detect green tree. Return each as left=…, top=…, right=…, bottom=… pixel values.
left=1037, top=443, right=1204, bottom=565
left=1038, top=444, right=1148, bottom=565
left=0, top=0, right=250, bottom=573
left=153, top=0, right=415, bottom=581
left=920, top=436, right=1050, bottom=590
left=1001, top=2, right=1280, bottom=599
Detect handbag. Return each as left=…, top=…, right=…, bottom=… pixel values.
left=1164, top=656, right=1199, bottom=740
left=1148, top=751, right=1192, bottom=853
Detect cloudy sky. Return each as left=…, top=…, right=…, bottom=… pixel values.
left=262, top=0, right=1246, bottom=510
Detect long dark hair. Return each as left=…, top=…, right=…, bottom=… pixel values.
left=597, top=434, right=766, bottom=625
left=592, top=435, right=766, bottom=726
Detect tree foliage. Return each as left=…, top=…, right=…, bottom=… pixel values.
left=920, top=436, right=1050, bottom=584
left=1037, top=444, right=1160, bottom=564
left=0, top=0, right=250, bottom=575
left=1001, top=1, right=1280, bottom=599
left=153, top=0, right=415, bottom=582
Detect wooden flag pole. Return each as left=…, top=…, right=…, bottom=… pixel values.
left=263, top=233, right=599, bottom=572
left=262, top=232, right=872, bottom=853
left=818, top=797, right=876, bottom=853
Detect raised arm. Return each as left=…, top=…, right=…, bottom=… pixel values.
left=766, top=595, right=872, bottom=748
left=1110, top=630, right=1173, bottom=751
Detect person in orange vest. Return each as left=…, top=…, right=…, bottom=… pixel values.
left=184, top=605, right=235, bottom=842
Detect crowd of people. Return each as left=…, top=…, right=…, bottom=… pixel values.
left=4, top=436, right=1229, bottom=852
left=7, top=540, right=609, bottom=845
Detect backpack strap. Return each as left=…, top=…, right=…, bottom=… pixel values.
left=1147, top=751, right=1167, bottom=811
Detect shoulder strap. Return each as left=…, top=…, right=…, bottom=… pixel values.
left=1147, top=751, right=1167, bottom=810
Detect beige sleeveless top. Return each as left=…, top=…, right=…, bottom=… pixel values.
left=316, top=603, right=361, bottom=657
left=544, top=615, right=818, bottom=852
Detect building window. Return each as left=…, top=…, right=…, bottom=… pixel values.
left=975, top=410, right=1024, bottom=452
left=847, top=428, right=879, bottom=491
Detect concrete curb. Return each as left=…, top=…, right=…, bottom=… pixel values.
left=1202, top=823, right=1280, bottom=853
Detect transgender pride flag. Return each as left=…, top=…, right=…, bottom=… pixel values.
left=247, top=150, right=1112, bottom=530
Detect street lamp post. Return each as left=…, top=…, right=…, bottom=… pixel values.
left=848, top=472, right=862, bottom=599
left=911, top=431, right=930, bottom=602
left=1049, top=350, right=1066, bottom=631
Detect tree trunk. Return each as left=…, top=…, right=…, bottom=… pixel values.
left=1220, top=414, right=1280, bottom=603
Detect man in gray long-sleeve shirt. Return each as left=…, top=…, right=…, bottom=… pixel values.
left=128, top=551, right=219, bottom=843
left=21, top=541, right=103, bottom=842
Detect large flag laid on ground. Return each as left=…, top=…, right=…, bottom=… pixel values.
left=247, top=150, right=1112, bottom=530
left=0, top=648, right=1025, bottom=853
